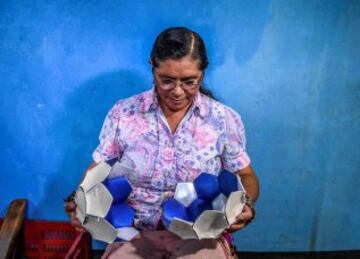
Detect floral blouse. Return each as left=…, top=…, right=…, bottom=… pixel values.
left=93, top=88, right=250, bottom=230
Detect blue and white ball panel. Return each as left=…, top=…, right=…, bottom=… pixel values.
left=193, top=210, right=229, bottom=239
left=103, top=177, right=132, bottom=204
left=105, top=157, right=118, bottom=167
left=80, top=162, right=112, bottom=192
left=193, top=173, right=220, bottom=201
left=162, top=198, right=189, bottom=226
left=85, top=183, right=113, bottom=218
left=174, top=183, right=197, bottom=207
left=187, top=198, right=212, bottom=222
left=116, top=227, right=139, bottom=241
left=84, top=215, right=118, bottom=244
left=169, top=218, right=198, bottom=240
left=211, top=193, right=227, bottom=212
left=162, top=170, right=246, bottom=239
left=106, top=203, right=135, bottom=228
left=108, top=161, right=135, bottom=179
left=225, top=191, right=247, bottom=226
left=74, top=188, right=86, bottom=224
left=218, top=170, right=242, bottom=197
left=75, top=161, right=137, bottom=243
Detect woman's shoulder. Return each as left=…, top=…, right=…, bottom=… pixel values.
left=108, top=90, right=153, bottom=119
left=200, top=93, right=242, bottom=120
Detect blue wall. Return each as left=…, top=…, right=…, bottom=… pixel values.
left=1, top=0, right=359, bottom=252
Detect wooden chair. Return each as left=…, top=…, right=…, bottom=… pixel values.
left=0, top=199, right=27, bottom=259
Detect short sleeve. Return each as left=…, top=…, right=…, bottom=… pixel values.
left=92, top=103, right=123, bottom=163
left=221, top=108, right=251, bottom=172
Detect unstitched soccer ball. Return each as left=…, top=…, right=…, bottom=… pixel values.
left=162, top=170, right=247, bottom=239
left=74, top=159, right=139, bottom=243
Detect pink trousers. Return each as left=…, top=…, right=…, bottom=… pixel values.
left=101, top=230, right=234, bottom=259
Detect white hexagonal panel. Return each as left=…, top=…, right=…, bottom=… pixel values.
left=169, top=218, right=198, bottom=240
left=85, top=183, right=113, bottom=218
left=237, top=175, right=245, bottom=192
left=193, top=210, right=228, bottom=239
left=225, top=191, right=246, bottom=226
left=84, top=216, right=117, bottom=244
left=212, top=193, right=227, bottom=212
left=80, top=162, right=112, bottom=192
left=116, top=227, right=140, bottom=241
left=108, top=162, right=134, bottom=179
left=174, top=183, right=198, bottom=207
left=74, top=188, right=86, bottom=224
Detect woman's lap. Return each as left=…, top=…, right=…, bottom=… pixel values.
left=101, top=230, right=233, bottom=259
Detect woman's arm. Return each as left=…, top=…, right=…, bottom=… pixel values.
left=226, top=165, right=259, bottom=233
left=237, top=165, right=259, bottom=201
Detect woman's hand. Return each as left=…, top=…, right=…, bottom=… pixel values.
left=225, top=204, right=254, bottom=233
left=64, top=200, right=86, bottom=232
left=64, top=162, right=98, bottom=232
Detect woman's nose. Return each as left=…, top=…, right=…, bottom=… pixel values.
left=172, top=84, right=185, bottom=95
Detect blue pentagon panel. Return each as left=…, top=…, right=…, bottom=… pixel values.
left=106, top=157, right=118, bottom=166
left=219, top=170, right=239, bottom=197
left=106, top=203, right=135, bottom=228
left=103, top=176, right=132, bottom=204
left=162, top=198, right=189, bottom=226
left=193, top=173, right=220, bottom=201
left=187, top=198, right=212, bottom=222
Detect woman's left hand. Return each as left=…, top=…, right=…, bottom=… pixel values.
left=225, top=204, right=254, bottom=233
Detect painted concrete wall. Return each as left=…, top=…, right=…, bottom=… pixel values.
left=1, top=0, right=359, bottom=251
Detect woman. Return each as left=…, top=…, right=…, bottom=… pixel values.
left=65, top=27, right=259, bottom=258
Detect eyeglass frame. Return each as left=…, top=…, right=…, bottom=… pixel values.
left=153, top=72, right=203, bottom=91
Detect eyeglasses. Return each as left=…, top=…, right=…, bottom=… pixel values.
left=155, top=74, right=203, bottom=91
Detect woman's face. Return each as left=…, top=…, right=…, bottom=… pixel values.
left=153, top=55, right=203, bottom=115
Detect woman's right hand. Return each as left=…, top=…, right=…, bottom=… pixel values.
left=64, top=200, right=86, bottom=232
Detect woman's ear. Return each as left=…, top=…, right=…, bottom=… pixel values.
left=149, top=59, right=156, bottom=74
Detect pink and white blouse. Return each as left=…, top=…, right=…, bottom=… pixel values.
left=93, top=88, right=250, bottom=230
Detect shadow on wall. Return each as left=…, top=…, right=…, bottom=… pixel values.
left=36, top=69, right=149, bottom=220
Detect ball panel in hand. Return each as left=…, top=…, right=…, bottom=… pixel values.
left=162, top=170, right=247, bottom=240
left=225, top=190, right=247, bottom=225
left=76, top=161, right=137, bottom=244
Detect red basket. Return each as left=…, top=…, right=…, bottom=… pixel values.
left=0, top=219, right=92, bottom=259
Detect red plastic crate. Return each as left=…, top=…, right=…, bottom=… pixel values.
left=0, top=219, right=92, bottom=259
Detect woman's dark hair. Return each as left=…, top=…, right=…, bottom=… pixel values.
left=150, top=27, right=215, bottom=99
